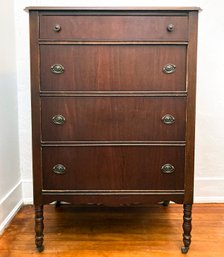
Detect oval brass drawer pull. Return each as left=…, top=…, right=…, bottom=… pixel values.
left=162, top=114, right=175, bottom=125
left=52, top=114, right=65, bottom=125
left=161, top=164, right=175, bottom=174
left=53, top=164, right=66, bottom=175
left=167, top=24, right=174, bottom=32
left=163, top=63, right=176, bottom=74
left=53, top=24, right=61, bottom=32
left=51, top=64, right=64, bottom=74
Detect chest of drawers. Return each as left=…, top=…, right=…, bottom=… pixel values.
left=26, top=6, right=200, bottom=253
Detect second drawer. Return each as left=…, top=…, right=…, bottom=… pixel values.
left=41, top=96, right=186, bottom=141
left=40, top=45, right=187, bottom=91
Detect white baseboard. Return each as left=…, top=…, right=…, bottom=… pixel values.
left=0, top=181, right=23, bottom=235
left=194, top=196, right=224, bottom=203
left=22, top=179, right=33, bottom=204
left=194, top=177, right=224, bottom=203
left=23, top=197, right=33, bottom=205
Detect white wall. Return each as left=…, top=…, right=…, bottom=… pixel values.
left=0, top=0, right=23, bottom=234
left=14, top=0, right=224, bottom=203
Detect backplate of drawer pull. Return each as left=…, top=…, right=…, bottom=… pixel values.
left=50, top=64, right=64, bottom=74
left=53, top=164, right=66, bottom=175
left=52, top=114, right=65, bottom=125
left=163, top=63, right=176, bottom=74
left=162, top=114, right=175, bottom=125
left=161, top=164, right=175, bottom=174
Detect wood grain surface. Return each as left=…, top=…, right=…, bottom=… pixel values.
left=40, top=45, right=186, bottom=91
left=42, top=146, right=185, bottom=190
left=41, top=97, right=186, bottom=141
left=39, top=15, right=188, bottom=41
left=0, top=204, right=222, bottom=257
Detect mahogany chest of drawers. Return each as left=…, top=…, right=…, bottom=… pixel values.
left=26, top=6, right=200, bottom=253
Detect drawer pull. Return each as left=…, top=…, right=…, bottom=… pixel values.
left=162, top=114, right=175, bottom=125
left=53, top=24, right=61, bottom=32
left=161, top=164, right=175, bottom=174
left=52, top=114, right=65, bottom=125
left=51, top=64, right=64, bottom=74
left=53, top=164, right=66, bottom=175
left=163, top=64, right=176, bottom=74
left=167, top=24, right=175, bottom=32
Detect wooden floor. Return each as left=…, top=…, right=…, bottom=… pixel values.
left=0, top=204, right=223, bottom=257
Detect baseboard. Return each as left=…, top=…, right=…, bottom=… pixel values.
left=194, top=177, right=224, bottom=203
left=194, top=196, right=224, bottom=203
left=22, top=179, right=33, bottom=204
left=0, top=181, right=23, bottom=235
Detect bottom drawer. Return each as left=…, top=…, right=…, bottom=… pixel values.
left=42, top=146, right=185, bottom=191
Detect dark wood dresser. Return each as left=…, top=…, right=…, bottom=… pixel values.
left=26, top=6, right=200, bottom=253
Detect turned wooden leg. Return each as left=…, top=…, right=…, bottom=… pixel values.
left=162, top=200, right=170, bottom=206
left=35, top=205, right=44, bottom=252
left=181, top=204, right=192, bottom=254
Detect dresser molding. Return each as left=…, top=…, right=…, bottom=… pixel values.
left=25, top=6, right=201, bottom=11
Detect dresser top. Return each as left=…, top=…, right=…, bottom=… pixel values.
left=25, top=6, right=201, bottom=12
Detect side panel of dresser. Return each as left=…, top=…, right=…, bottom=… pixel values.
left=184, top=11, right=198, bottom=204
left=29, top=11, right=42, bottom=206
left=181, top=11, right=198, bottom=254
left=29, top=12, right=44, bottom=251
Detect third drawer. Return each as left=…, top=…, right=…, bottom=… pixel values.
left=41, top=96, right=186, bottom=141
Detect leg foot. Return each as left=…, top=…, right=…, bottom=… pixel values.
left=162, top=200, right=170, bottom=206
left=55, top=201, right=61, bottom=208
left=35, top=205, right=44, bottom=252
left=181, top=246, right=189, bottom=254
left=181, top=203, right=192, bottom=254
left=37, top=245, right=44, bottom=252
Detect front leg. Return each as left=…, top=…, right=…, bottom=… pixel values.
left=35, top=205, right=44, bottom=252
left=181, top=203, right=192, bottom=254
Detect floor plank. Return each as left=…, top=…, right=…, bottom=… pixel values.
left=0, top=204, right=223, bottom=257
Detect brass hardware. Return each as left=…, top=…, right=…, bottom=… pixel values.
left=53, top=24, right=61, bottom=32
left=162, top=114, right=175, bottom=125
left=167, top=24, right=174, bottom=32
left=52, top=114, right=65, bottom=125
left=51, top=64, right=64, bottom=74
left=53, top=164, right=66, bottom=175
left=161, top=164, right=175, bottom=174
left=163, top=64, right=176, bottom=74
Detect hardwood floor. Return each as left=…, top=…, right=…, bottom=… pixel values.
left=0, top=204, right=223, bottom=257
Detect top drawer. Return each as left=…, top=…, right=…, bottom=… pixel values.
left=39, top=15, right=188, bottom=41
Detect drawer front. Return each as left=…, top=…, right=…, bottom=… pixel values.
left=40, top=45, right=186, bottom=91
left=39, top=15, right=188, bottom=41
left=41, top=97, right=186, bottom=141
left=42, top=146, right=185, bottom=190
